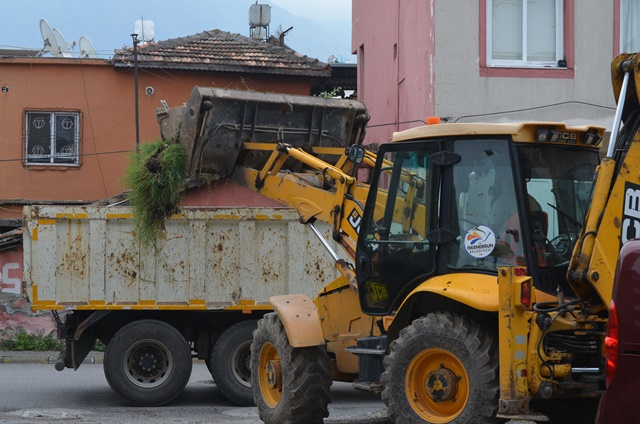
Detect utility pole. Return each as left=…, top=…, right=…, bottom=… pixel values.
left=131, top=33, right=140, bottom=151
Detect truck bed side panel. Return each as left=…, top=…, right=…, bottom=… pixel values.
left=24, top=206, right=339, bottom=311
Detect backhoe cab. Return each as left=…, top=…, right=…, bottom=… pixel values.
left=355, top=122, right=606, bottom=423
left=158, top=50, right=640, bottom=422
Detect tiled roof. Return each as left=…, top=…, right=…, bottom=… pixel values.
left=112, top=29, right=330, bottom=77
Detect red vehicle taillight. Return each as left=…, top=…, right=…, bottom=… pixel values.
left=604, top=300, right=619, bottom=387
left=520, top=279, right=531, bottom=308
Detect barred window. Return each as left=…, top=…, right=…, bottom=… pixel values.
left=25, top=111, right=80, bottom=165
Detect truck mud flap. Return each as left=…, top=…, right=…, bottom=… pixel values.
left=72, top=311, right=110, bottom=370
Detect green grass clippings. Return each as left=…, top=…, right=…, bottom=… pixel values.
left=124, top=140, right=187, bottom=248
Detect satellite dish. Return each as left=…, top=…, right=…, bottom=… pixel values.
left=79, top=36, right=97, bottom=58
left=52, top=28, right=72, bottom=58
left=134, top=19, right=155, bottom=42
left=39, top=19, right=61, bottom=57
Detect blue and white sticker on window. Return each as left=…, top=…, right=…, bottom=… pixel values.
left=464, top=226, right=496, bottom=258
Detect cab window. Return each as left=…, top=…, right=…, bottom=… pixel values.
left=448, top=139, right=522, bottom=271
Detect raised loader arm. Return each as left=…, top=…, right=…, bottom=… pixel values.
left=567, top=52, right=640, bottom=309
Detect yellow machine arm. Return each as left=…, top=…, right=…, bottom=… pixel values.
left=567, top=52, right=640, bottom=308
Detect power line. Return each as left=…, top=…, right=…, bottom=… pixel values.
left=0, top=148, right=135, bottom=164
left=454, top=100, right=616, bottom=123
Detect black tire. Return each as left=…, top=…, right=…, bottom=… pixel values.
left=210, top=320, right=258, bottom=406
left=381, top=311, right=499, bottom=424
left=104, top=319, right=192, bottom=407
left=250, top=313, right=332, bottom=424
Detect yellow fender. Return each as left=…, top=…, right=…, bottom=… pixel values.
left=269, top=294, right=325, bottom=348
left=398, top=273, right=501, bottom=314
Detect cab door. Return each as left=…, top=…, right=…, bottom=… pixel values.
left=356, top=141, right=441, bottom=315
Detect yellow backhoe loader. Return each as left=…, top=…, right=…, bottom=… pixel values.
left=158, top=52, right=640, bottom=423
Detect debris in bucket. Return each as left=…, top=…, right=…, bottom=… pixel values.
left=123, top=139, right=187, bottom=247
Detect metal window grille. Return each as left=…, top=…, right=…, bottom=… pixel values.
left=25, top=111, right=80, bottom=165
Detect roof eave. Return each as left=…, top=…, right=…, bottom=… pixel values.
left=113, top=61, right=330, bottom=77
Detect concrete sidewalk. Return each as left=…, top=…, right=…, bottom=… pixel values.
left=0, top=350, right=104, bottom=364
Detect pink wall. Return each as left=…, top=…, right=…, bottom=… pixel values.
left=0, top=247, right=56, bottom=339
left=352, top=0, right=436, bottom=146
left=0, top=249, right=22, bottom=295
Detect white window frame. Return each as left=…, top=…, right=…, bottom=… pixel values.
left=620, top=0, right=640, bottom=53
left=486, top=0, right=565, bottom=68
left=25, top=111, right=80, bottom=166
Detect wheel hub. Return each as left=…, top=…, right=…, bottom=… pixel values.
left=133, top=347, right=163, bottom=376
left=424, top=367, right=458, bottom=402
left=266, top=359, right=282, bottom=389
left=231, top=341, right=252, bottom=388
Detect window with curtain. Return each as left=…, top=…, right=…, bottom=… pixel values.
left=621, top=0, right=640, bottom=52
left=487, top=0, right=565, bottom=67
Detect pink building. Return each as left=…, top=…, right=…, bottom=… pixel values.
left=353, top=0, right=637, bottom=146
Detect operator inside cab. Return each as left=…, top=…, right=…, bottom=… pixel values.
left=448, top=138, right=597, bottom=296
left=449, top=140, right=527, bottom=269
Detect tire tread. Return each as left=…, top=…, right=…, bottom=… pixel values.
left=251, top=313, right=332, bottom=424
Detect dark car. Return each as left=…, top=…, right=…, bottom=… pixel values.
left=596, top=239, right=640, bottom=423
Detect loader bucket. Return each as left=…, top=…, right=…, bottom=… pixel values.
left=157, top=87, right=370, bottom=180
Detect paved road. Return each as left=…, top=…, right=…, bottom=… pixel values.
left=0, top=361, right=389, bottom=424
left=0, top=353, right=598, bottom=423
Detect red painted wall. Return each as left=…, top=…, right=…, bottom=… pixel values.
left=182, top=181, right=283, bottom=208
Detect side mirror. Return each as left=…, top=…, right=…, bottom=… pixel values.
left=346, top=145, right=366, bottom=164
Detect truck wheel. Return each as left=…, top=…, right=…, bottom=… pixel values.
left=381, top=311, right=499, bottom=424
left=104, top=319, right=192, bottom=406
left=250, top=313, right=331, bottom=424
left=210, top=320, right=257, bottom=406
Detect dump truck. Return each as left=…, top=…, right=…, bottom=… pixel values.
left=22, top=91, right=370, bottom=408
left=157, top=52, right=640, bottom=424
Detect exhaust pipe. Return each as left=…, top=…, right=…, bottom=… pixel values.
left=54, top=350, right=67, bottom=371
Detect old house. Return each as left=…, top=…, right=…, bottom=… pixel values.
left=0, top=29, right=330, bottom=224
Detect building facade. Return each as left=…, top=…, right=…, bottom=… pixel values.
left=0, top=30, right=330, bottom=224
left=353, top=0, right=637, bottom=144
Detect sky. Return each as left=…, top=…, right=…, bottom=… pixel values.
left=0, top=0, right=353, bottom=63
